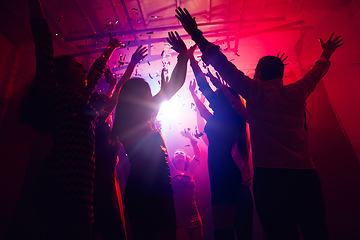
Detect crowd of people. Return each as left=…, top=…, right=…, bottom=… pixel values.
left=18, top=0, right=343, bottom=239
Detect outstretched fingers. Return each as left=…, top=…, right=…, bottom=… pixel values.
left=319, top=33, right=344, bottom=59
left=325, top=33, right=344, bottom=48
left=334, top=36, right=344, bottom=47
left=277, top=51, right=289, bottom=66
left=167, top=31, right=176, bottom=42
left=137, top=45, right=148, bottom=55
left=166, top=34, right=173, bottom=46
left=183, top=8, right=192, bottom=17
left=175, top=7, right=190, bottom=18
left=133, top=45, right=148, bottom=61
left=175, top=31, right=181, bottom=40
left=327, top=33, right=335, bottom=42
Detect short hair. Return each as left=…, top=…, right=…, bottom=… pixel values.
left=255, top=56, right=284, bottom=81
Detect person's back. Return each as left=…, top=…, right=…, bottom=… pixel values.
left=246, top=55, right=330, bottom=169
left=246, top=78, right=314, bottom=169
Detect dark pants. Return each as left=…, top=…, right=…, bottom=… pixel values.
left=92, top=183, right=126, bottom=240
left=253, top=168, right=328, bottom=240
left=124, top=187, right=176, bottom=240
left=208, top=155, right=242, bottom=205
left=235, top=185, right=254, bottom=240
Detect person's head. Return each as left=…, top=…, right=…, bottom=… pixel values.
left=171, top=150, right=191, bottom=171
left=54, top=55, right=88, bottom=90
left=18, top=55, right=88, bottom=134
left=111, top=78, right=154, bottom=143
left=254, top=56, right=284, bottom=82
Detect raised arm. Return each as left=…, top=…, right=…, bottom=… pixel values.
left=102, top=46, right=148, bottom=114
left=319, top=33, right=343, bottom=60
left=189, top=80, right=212, bottom=121
left=152, top=31, right=189, bottom=107
left=29, top=0, right=54, bottom=91
left=82, top=33, right=123, bottom=99
left=29, top=0, right=44, bottom=19
left=115, top=45, right=148, bottom=94
left=206, top=69, right=249, bottom=122
left=187, top=45, right=220, bottom=110
left=175, top=8, right=259, bottom=101
left=175, top=7, right=210, bottom=53
left=195, top=94, right=209, bottom=146
left=104, top=67, right=117, bottom=97
left=180, top=130, right=201, bottom=175
left=295, top=33, right=343, bottom=99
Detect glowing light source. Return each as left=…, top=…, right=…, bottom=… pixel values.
left=157, top=101, right=180, bottom=121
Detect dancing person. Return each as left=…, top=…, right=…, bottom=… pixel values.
left=18, top=1, right=122, bottom=239
left=187, top=45, right=249, bottom=240
left=89, top=46, right=148, bottom=240
left=206, top=71, right=254, bottom=240
left=170, top=130, right=203, bottom=240
left=175, top=7, right=343, bottom=240
left=110, top=31, right=189, bottom=240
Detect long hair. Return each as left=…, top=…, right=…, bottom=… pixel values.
left=110, top=78, right=153, bottom=144
left=18, top=55, right=76, bottom=134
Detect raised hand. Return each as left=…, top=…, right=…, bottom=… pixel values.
left=108, top=33, right=123, bottom=49
left=205, top=69, right=223, bottom=89
left=276, top=51, right=289, bottom=66
left=187, top=44, right=197, bottom=60
left=166, top=31, right=187, bottom=54
left=189, top=80, right=197, bottom=94
left=104, top=67, right=116, bottom=86
left=131, top=45, right=148, bottom=64
left=175, top=7, right=198, bottom=36
left=180, top=129, right=192, bottom=139
left=161, top=68, right=169, bottom=90
left=319, top=33, right=343, bottom=60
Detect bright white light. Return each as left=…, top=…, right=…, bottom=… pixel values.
left=157, top=100, right=180, bottom=121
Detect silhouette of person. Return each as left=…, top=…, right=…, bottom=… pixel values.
left=175, top=7, right=343, bottom=240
